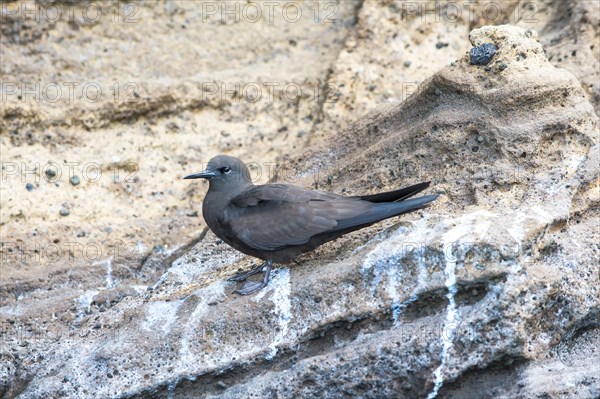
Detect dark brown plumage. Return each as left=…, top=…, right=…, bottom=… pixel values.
left=184, top=155, right=437, bottom=294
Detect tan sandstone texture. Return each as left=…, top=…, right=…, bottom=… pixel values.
left=1, top=1, right=599, bottom=399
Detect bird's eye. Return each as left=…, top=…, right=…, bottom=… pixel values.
left=221, top=166, right=231, bottom=174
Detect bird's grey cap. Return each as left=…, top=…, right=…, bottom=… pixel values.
left=183, top=155, right=247, bottom=181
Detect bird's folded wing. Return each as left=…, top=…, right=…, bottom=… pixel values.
left=228, top=184, right=370, bottom=251
left=231, top=184, right=335, bottom=206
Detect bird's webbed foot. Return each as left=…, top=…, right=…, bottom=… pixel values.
left=227, top=261, right=267, bottom=282
left=232, top=260, right=272, bottom=295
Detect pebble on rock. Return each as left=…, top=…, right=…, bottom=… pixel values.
left=59, top=208, right=70, bottom=217
left=25, top=183, right=34, bottom=191
left=70, top=176, right=80, bottom=186
left=470, top=43, right=498, bottom=65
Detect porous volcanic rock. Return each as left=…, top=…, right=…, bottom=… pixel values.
left=4, top=25, right=598, bottom=399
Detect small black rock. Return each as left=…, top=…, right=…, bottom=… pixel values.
left=436, top=42, right=449, bottom=49
left=498, top=63, right=508, bottom=71
left=470, top=43, right=498, bottom=65
left=25, top=183, right=34, bottom=191
left=59, top=208, right=70, bottom=217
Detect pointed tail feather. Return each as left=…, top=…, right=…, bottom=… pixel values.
left=357, top=182, right=431, bottom=203
left=334, top=194, right=438, bottom=232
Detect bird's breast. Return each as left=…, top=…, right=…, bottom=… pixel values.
left=202, top=199, right=236, bottom=244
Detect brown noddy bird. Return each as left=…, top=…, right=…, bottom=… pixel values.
left=184, top=155, right=437, bottom=295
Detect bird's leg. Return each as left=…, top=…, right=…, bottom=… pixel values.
left=234, top=260, right=273, bottom=295
left=227, top=260, right=268, bottom=282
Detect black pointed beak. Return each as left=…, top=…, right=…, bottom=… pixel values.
left=183, top=170, right=217, bottom=180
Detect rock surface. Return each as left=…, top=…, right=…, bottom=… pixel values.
left=1, top=2, right=599, bottom=399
